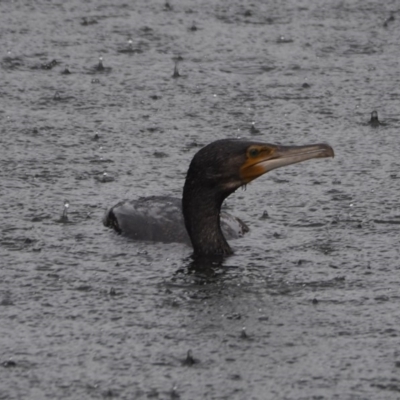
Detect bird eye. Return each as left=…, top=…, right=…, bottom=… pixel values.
left=249, top=148, right=259, bottom=158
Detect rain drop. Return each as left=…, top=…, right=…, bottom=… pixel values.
left=96, top=56, right=104, bottom=71
left=164, top=1, right=173, bottom=11
left=182, top=349, right=196, bottom=366
left=172, top=60, right=180, bottom=78
left=190, top=21, right=197, bottom=31
left=98, top=172, right=114, bottom=183
left=170, top=385, right=179, bottom=399
left=250, top=122, right=260, bottom=135
left=369, top=110, right=381, bottom=127
left=240, top=327, right=248, bottom=339
left=60, top=200, right=69, bottom=222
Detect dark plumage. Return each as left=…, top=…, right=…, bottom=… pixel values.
left=104, top=139, right=334, bottom=257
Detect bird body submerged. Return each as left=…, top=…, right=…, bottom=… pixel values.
left=104, top=138, right=334, bottom=257
left=103, top=196, right=249, bottom=244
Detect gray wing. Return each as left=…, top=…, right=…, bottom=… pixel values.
left=103, top=196, right=190, bottom=244
left=103, top=196, right=249, bottom=245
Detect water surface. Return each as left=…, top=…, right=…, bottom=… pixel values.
left=1, top=1, right=400, bottom=399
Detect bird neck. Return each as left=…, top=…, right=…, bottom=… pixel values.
left=182, top=181, right=232, bottom=257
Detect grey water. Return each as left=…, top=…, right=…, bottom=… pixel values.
left=1, top=1, right=400, bottom=399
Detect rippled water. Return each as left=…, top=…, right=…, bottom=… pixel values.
left=1, top=1, right=400, bottom=399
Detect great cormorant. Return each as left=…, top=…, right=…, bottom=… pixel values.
left=103, top=139, right=334, bottom=257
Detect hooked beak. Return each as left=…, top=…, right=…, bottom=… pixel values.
left=240, top=143, right=334, bottom=183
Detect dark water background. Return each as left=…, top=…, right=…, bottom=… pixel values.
left=1, top=1, right=400, bottom=399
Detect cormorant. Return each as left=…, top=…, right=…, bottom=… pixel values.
left=103, top=139, right=334, bottom=257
